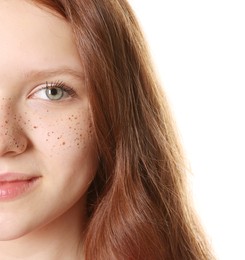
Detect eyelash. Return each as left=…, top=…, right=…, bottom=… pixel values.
left=44, top=80, right=76, bottom=97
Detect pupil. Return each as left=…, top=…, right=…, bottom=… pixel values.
left=50, top=88, right=58, bottom=95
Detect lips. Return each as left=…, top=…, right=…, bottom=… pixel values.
left=0, top=173, right=40, bottom=201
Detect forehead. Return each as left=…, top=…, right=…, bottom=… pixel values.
left=0, top=0, right=67, bottom=43
left=0, top=0, right=81, bottom=79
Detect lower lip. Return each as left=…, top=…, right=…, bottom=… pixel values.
left=0, top=178, right=40, bottom=201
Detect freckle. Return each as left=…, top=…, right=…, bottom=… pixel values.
left=5, top=120, right=8, bottom=124
left=46, top=139, right=48, bottom=141
left=47, top=132, right=50, bottom=136
left=62, top=142, right=66, bottom=145
left=33, top=126, right=38, bottom=129
left=46, top=110, right=49, bottom=113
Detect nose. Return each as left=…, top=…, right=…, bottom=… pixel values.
left=0, top=101, right=28, bottom=157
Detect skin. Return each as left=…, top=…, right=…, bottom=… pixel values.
left=0, top=1, right=98, bottom=259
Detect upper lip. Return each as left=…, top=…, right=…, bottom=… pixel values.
left=0, top=173, right=40, bottom=182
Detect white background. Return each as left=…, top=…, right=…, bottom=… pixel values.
left=130, top=1, right=245, bottom=259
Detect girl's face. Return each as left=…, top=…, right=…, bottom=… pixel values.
left=0, top=1, right=98, bottom=240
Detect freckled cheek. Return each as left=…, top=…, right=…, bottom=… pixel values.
left=24, top=111, right=95, bottom=154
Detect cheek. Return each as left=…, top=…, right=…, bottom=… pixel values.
left=23, top=109, right=95, bottom=157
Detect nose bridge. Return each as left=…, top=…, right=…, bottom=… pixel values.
left=0, top=97, right=27, bottom=156
left=0, top=97, right=13, bottom=130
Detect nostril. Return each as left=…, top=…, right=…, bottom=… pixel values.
left=0, top=124, right=28, bottom=156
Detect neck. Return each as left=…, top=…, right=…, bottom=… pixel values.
left=0, top=201, right=86, bottom=260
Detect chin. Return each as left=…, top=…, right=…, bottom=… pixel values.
left=0, top=219, right=33, bottom=241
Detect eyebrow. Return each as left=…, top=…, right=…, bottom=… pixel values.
left=23, top=67, right=84, bottom=81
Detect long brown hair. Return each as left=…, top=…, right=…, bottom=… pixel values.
left=31, top=0, right=214, bottom=259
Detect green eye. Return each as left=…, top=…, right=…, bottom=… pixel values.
left=45, top=87, right=64, bottom=100
left=30, top=81, right=76, bottom=101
